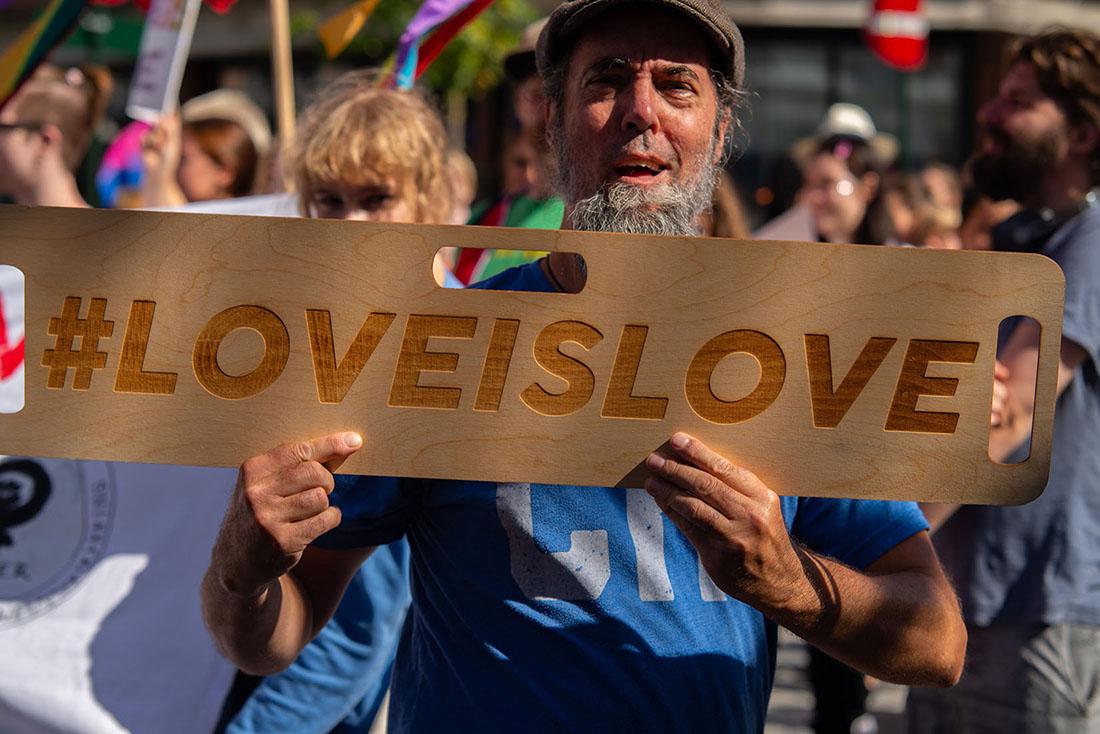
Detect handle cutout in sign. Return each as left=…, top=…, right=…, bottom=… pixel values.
left=432, top=246, right=587, bottom=293
left=988, top=315, right=1041, bottom=466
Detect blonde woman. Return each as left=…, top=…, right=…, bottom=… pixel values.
left=221, top=70, right=452, bottom=734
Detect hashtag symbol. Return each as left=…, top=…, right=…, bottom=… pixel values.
left=41, top=297, right=115, bottom=390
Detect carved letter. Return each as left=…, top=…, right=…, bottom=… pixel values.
left=193, top=305, right=289, bottom=400
left=685, top=330, right=785, bottom=424
left=114, top=301, right=178, bottom=395
left=474, top=318, right=520, bottom=412
left=306, top=310, right=395, bottom=404
left=805, top=335, right=896, bottom=428
left=886, top=339, right=979, bottom=434
left=602, top=325, right=668, bottom=420
left=520, top=320, right=603, bottom=417
left=388, top=314, right=477, bottom=410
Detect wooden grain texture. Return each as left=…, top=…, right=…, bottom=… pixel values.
left=0, top=205, right=1067, bottom=504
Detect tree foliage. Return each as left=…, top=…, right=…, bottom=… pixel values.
left=291, top=0, right=538, bottom=97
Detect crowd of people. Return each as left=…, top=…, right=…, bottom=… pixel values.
left=0, top=1, right=1098, bottom=732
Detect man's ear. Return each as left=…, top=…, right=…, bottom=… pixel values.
left=37, top=123, right=64, bottom=155
left=544, top=100, right=559, bottom=148
left=712, top=113, right=731, bottom=165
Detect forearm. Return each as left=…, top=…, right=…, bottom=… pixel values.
left=201, top=563, right=314, bottom=676
left=766, top=545, right=965, bottom=686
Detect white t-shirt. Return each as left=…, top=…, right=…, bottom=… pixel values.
left=0, top=459, right=237, bottom=733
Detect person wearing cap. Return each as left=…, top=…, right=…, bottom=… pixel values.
left=202, top=1, right=965, bottom=730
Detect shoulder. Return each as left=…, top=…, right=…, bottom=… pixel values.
left=470, top=260, right=555, bottom=293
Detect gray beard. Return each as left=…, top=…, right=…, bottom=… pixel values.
left=555, top=125, right=720, bottom=236
left=569, top=179, right=713, bottom=236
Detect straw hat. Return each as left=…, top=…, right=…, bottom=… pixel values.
left=790, top=103, right=899, bottom=168
left=181, top=89, right=272, bottom=158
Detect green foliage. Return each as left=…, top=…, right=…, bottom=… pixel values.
left=292, top=0, right=537, bottom=97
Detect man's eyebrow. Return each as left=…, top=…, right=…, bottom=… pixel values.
left=659, top=65, right=701, bottom=82
left=586, top=57, right=631, bottom=75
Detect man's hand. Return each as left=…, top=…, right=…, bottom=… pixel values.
left=644, top=431, right=965, bottom=686
left=212, top=432, right=362, bottom=598
left=991, top=360, right=1010, bottom=427
left=643, top=432, right=805, bottom=611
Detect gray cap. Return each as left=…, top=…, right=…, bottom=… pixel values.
left=536, top=0, right=744, bottom=88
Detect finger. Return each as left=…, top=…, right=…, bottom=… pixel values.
left=667, top=432, right=769, bottom=501
left=994, top=360, right=1010, bottom=381
left=276, top=433, right=362, bottom=471
left=645, top=450, right=747, bottom=517
left=275, top=460, right=335, bottom=498
left=645, top=476, right=729, bottom=538
left=279, top=486, right=330, bottom=523
left=294, top=505, right=342, bottom=544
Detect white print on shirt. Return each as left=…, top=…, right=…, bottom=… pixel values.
left=497, top=484, right=727, bottom=602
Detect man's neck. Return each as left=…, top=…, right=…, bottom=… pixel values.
left=17, top=165, right=89, bottom=208
left=1026, top=161, right=1095, bottom=218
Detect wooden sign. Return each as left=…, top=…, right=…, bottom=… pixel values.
left=0, top=205, right=1065, bottom=504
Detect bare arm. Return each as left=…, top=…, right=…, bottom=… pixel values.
left=920, top=325, right=1087, bottom=531
left=644, top=433, right=965, bottom=686
left=201, top=433, right=375, bottom=675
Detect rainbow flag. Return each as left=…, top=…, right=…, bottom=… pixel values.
left=0, top=0, right=88, bottom=111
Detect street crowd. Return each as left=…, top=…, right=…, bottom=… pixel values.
left=0, top=2, right=1098, bottom=732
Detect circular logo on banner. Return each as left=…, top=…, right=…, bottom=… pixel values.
left=0, top=458, right=116, bottom=628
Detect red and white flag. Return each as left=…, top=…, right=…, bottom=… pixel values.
left=0, top=266, right=24, bottom=413
left=865, top=0, right=928, bottom=71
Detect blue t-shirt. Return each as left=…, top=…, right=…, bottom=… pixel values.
left=316, top=261, right=929, bottom=732
left=936, top=204, right=1100, bottom=627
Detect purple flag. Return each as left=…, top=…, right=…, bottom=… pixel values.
left=393, top=0, right=472, bottom=78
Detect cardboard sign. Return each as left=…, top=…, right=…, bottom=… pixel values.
left=0, top=205, right=1065, bottom=504
left=126, top=0, right=202, bottom=122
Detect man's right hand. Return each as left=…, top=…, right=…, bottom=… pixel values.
left=212, top=432, right=363, bottom=598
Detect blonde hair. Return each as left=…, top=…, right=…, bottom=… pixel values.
left=10, top=64, right=113, bottom=171
left=292, top=70, right=452, bottom=222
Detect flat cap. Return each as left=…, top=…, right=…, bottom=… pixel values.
left=536, top=0, right=744, bottom=88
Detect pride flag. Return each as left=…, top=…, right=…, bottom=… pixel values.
left=0, top=0, right=89, bottom=110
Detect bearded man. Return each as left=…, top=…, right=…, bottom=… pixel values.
left=202, top=1, right=965, bottom=730
left=911, top=29, right=1100, bottom=734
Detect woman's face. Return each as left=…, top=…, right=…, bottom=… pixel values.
left=800, top=152, right=877, bottom=244
left=177, top=132, right=232, bottom=202
left=306, top=171, right=418, bottom=223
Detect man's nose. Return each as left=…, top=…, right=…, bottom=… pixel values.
left=619, top=78, right=659, bottom=135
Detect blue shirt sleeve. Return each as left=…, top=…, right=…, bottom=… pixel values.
left=1048, top=210, right=1100, bottom=367
left=791, top=497, right=929, bottom=570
